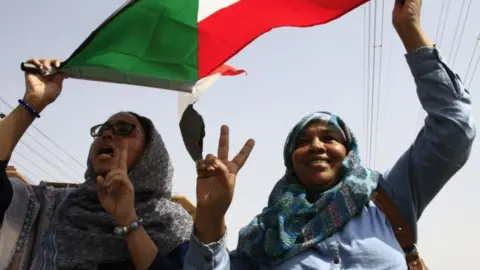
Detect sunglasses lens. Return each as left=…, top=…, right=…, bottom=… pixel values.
left=91, top=124, right=107, bottom=137
left=91, top=122, right=135, bottom=137
left=113, top=123, right=134, bottom=136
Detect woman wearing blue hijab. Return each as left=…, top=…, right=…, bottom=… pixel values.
left=183, top=0, right=476, bottom=269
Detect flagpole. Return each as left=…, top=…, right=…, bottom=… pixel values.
left=20, top=62, right=43, bottom=74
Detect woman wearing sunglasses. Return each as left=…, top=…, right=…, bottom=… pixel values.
left=0, top=58, right=194, bottom=269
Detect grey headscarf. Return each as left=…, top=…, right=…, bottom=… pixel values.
left=31, top=114, right=193, bottom=270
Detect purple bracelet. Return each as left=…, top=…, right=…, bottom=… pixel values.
left=18, top=99, right=40, bottom=118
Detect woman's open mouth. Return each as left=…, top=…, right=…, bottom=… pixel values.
left=97, top=146, right=114, bottom=159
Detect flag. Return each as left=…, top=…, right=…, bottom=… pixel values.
left=179, top=65, right=246, bottom=161
left=178, top=65, right=246, bottom=119
left=21, top=0, right=367, bottom=93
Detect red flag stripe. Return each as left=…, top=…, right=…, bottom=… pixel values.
left=198, top=0, right=368, bottom=78
left=209, top=64, right=247, bottom=77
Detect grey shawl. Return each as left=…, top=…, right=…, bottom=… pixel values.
left=0, top=116, right=193, bottom=270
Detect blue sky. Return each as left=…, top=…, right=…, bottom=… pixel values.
left=1, top=0, right=479, bottom=269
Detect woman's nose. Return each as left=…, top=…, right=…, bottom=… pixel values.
left=309, top=137, right=326, bottom=153
left=102, top=128, right=114, bottom=140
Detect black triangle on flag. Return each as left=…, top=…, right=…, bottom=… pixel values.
left=179, top=104, right=205, bottom=162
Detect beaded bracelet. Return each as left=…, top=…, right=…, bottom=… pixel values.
left=18, top=99, right=40, bottom=118
left=113, top=218, right=143, bottom=236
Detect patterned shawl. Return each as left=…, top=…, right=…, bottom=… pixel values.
left=30, top=115, right=193, bottom=270
left=236, top=111, right=381, bottom=266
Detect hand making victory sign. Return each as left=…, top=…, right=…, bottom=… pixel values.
left=96, top=140, right=136, bottom=225
left=195, top=125, right=255, bottom=243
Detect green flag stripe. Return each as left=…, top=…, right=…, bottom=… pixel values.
left=63, top=0, right=199, bottom=85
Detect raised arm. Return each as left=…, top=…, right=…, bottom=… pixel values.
left=183, top=125, right=256, bottom=269
left=385, top=0, right=476, bottom=219
left=0, top=59, right=64, bottom=161
left=0, top=59, right=65, bottom=223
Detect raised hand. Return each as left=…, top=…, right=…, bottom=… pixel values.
left=392, top=0, right=432, bottom=52
left=23, top=58, right=66, bottom=112
left=392, top=0, right=422, bottom=28
left=195, top=126, right=254, bottom=242
left=96, top=140, right=136, bottom=225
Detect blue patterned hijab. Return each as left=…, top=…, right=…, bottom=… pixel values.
left=236, top=111, right=381, bottom=266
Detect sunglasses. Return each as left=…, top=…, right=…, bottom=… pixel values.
left=90, top=121, right=139, bottom=138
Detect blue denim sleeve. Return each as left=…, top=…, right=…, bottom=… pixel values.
left=0, top=159, right=13, bottom=224
left=183, top=228, right=259, bottom=269
left=383, top=46, right=476, bottom=221
left=183, top=229, right=230, bottom=270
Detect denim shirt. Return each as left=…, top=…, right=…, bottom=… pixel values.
left=182, top=46, right=476, bottom=269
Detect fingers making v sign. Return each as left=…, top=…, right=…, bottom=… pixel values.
left=96, top=140, right=136, bottom=225
left=196, top=125, right=255, bottom=218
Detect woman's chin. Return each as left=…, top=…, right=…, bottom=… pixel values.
left=304, top=173, right=337, bottom=191
left=92, top=164, right=111, bottom=177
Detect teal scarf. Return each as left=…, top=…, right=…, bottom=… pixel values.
left=236, top=112, right=381, bottom=266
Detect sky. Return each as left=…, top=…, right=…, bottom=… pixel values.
left=1, top=0, right=479, bottom=269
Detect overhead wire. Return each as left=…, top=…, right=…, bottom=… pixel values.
left=366, top=0, right=382, bottom=168
left=362, top=4, right=369, bottom=163
left=0, top=96, right=85, bottom=179
left=363, top=0, right=382, bottom=168
left=365, top=2, right=373, bottom=166
left=8, top=158, right=42, bottom=183
left=379, top=24, right=395, bottom=130
left=467, top=56, right=479, bottom=90
left=447, top=0, right=466, bottom=60
left=437, top=0, right=452, bottom=47
left=363, top=1, right=475, bottom=167
left=27, top=118, right=86, bottom=170
left=451, top=0, right=473, bottom=67
left=466, top=33, right=480, bottom=90
left=372, top=0, right=385, bottom=169
left=448, top=0, right=471, bottom=64
left=0, top=96, right=86, bottom=170
left=368, top=1, right=378, bottom=167
left=23, top=134, right=84, bottom=178
left=13, top=150, right=59, bottom=182
left=366, top=2, right=373, bottom=166
left=435, top=0, right=447, bottom=44
left=19, top=140, right=81, bottom=183
left=465, top=33, right=480, bottom=84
